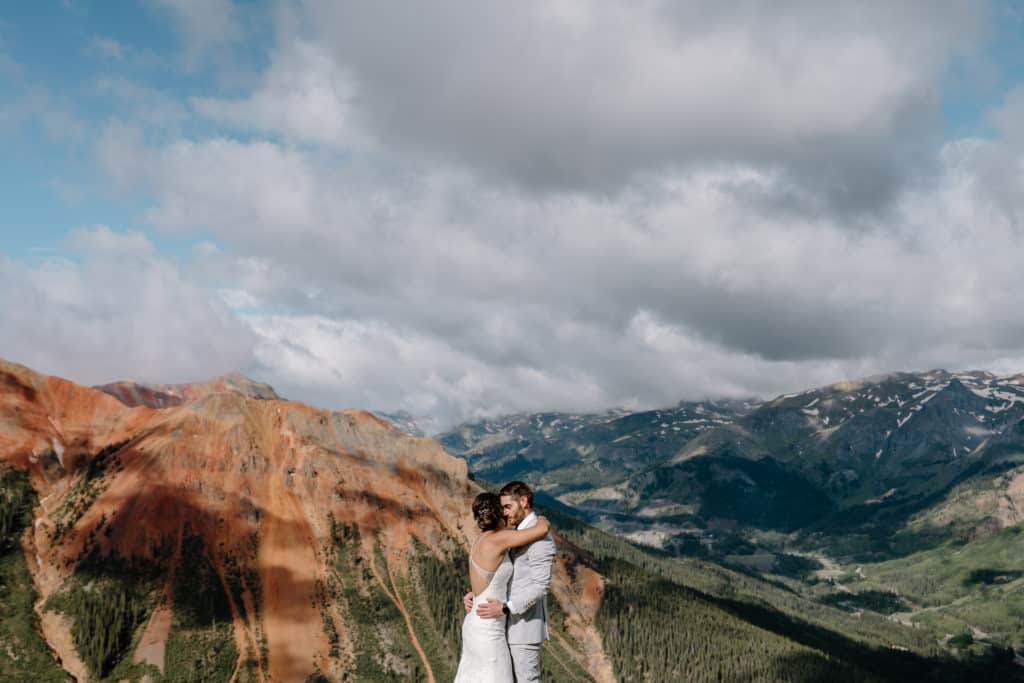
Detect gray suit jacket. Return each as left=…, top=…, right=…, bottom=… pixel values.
left=506, top=513, right=556, bottom=645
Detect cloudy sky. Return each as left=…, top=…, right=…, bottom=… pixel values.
left=3, top=1, right=1024, bottom=430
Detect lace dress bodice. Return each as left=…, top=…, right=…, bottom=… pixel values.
left=471, top=542, right=513, bottom=602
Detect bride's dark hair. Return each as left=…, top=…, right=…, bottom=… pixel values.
left=472, top=492, right=503, bottom=531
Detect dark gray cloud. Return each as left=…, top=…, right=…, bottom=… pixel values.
left=299, top=0, right=980, bottom=209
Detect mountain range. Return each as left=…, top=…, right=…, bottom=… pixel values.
left=439, top=370, right=1024, bottom=552
left=2, top=359, right=1022, bottom=681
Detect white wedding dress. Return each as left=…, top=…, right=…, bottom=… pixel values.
left=454, top=541, right=515, bottom=682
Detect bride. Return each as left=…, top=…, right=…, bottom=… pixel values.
left=454, top=492, right=551, bottom=682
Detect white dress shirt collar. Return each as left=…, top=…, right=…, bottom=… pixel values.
left=517, top=510, right=537, bottom=531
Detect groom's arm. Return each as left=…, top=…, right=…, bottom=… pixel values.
left=505, top=534, right=555, bottom=616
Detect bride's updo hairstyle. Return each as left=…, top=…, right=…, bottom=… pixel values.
left=472, top=492, right=503, bottom=531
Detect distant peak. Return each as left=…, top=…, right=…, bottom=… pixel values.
left=95, top=373, right=281, bottom=409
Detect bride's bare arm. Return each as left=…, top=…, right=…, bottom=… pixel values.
left=488, top=516, right=550, bottom=552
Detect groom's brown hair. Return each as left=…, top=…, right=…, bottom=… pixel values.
left=499, top=481, right=533, bottom=508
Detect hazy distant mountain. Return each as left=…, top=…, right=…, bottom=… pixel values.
left=438, top=400, right=759, bottom=493
left=371, top=409, right=438, bottom=438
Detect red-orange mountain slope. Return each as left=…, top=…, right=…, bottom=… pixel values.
left=0, top=359, right=613, bottom=683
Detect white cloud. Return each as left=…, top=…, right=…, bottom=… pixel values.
left=145, top=0, right=243, bottom=70
left=148, top=0, right=240, bottom=45
left=95, top=78, right=189, bottom=131
left=0, top=87, right=85, bottom=143
left=97, top=124, right=317, bottom=234
left=247, top=314, right=612, bottom=428
left=95, top=121, right=145, bottom=191
left=151, top=138, right=317, bottom=234
left=90, top=36, right=126, bottom=60
left=0, top=227, right=256, bottom=386
left=66, top=224, right=155, bottom=257
left=192, top=40, right=359, bottom=148
left=68, top=1, right=1024, bottom=428
left=155, top=0, right=989, bottom=208
left=90, top=120, right=1024, bottom=428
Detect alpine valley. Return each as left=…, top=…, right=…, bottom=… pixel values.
left=2, top=359, right=1022, bottom=682
left=438, top=370, right=1024, bottom=676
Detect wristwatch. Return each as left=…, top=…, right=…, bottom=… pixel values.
left=502, top=603, right=510, bottom=616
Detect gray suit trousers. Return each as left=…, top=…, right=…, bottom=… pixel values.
left=510, top=642, right=541, bottom=682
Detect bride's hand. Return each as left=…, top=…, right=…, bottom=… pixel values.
left=536, top=515, right=551, bottom=533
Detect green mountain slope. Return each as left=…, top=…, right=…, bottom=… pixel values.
left=0, top=466, right=69, bottom=682
left=838, top=523, right=1024, bottom=657
left=550, top=506, right=1024, bottom=682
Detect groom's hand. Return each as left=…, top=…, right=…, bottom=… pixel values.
left=463, top=591, right=474, bottom=613
left=476, top=598, right=505, bottom=619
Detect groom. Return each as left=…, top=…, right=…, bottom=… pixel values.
left=466, top=481, right=555, bottom=682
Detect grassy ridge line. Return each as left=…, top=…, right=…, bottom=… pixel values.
left=0, top=465, right=65, bottom=682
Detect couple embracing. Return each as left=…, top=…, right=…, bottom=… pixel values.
left=455, top=481, right=555, bottom=682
